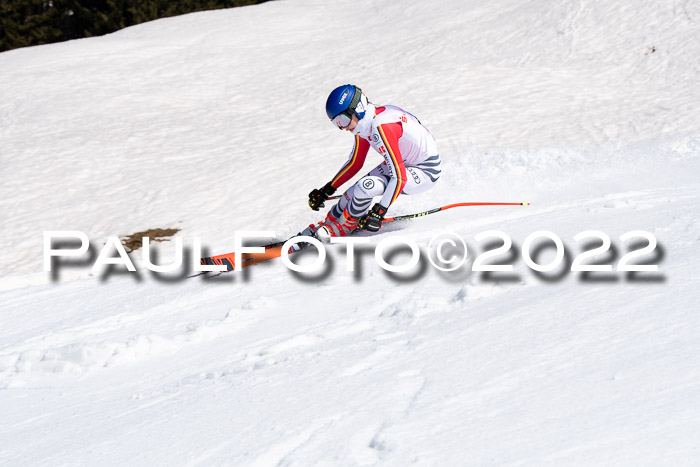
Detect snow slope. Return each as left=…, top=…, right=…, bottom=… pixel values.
left=1, top=0, right=700, bottom=464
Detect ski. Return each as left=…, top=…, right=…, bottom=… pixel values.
left=196, top=201, right=529, bottom=274
left=198, top=239, right=308, bottom=274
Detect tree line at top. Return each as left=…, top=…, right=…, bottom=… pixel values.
left=1, top=0, right=271, bottom=52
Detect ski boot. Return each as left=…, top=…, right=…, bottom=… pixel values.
left=314, top=208, right=359, bottom=240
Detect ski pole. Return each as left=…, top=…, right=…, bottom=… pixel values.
left=384, top=202, right=529, bottom=222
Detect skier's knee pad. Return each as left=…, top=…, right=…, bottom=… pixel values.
left=355, top=176, right=386, bottom=199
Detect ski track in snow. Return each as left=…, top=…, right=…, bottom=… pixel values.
left=2, top=0, right=700, bottom=465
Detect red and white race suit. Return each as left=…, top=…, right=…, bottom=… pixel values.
left=328, top=103, right=442, bottom=222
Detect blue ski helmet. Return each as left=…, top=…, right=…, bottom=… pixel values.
left=325, top=84, right=367, bottom=129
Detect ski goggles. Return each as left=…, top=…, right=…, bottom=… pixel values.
left=331, top=111, right=354, bottom=130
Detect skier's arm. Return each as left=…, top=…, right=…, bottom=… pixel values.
left=359, top=122, right=406, bottom=232
left=330, top=135, right=370, bottom=189
left=375, top=122, right=407, bottom=209
left=309, top=135, right=370, bottom=211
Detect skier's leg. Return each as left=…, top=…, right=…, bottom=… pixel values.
left=320, top=158, right=440, bottom=237
left=401, top=166, right=440, bottom=196
left=346, top=176, right=388, bottom=218
left=401, top=154, right=441, bottom=195
left=330, top=165, right=388, bottom=219
left=329, top=160, right=440, bottom=220
left=320, top=167, right=388, bottom=237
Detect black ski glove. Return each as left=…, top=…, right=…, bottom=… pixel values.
left=359, top=203, right=387, bottom=232
left=308, top=182, right=336, bottom=211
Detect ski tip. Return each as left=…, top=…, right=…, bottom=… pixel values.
left=522, top=202, right=530, bottom=205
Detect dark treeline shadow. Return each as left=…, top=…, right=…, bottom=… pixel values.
left=1, top=0, right=272, bottom=52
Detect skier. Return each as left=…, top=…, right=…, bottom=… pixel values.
left=308, top=84, right=442, bottom=238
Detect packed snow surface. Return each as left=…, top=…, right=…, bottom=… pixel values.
left=1, top=0, right=700, bottom=464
